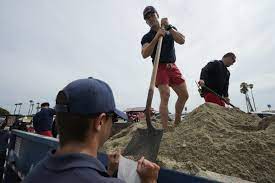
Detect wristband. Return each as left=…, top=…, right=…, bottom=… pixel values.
left=165, top=24, right=173, bottom=31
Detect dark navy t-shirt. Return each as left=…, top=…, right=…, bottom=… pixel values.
left=200, top=60, right=230, bottom=97
left=32, top=108, right=55, bottom=132
left=23, top=150, right=125, bottom=183
left=141, top=29, right=176, bottom=63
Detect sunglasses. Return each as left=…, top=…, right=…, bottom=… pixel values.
left=106, top=112, right=118, bottom=123
left=144, top=12, right=155, bottom=20
left=86, top=112, right=118, bottom=123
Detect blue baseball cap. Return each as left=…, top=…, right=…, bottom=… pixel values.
left=143, top=6, right=158, bottom=19
left=55, top=77, right=127, bottom=120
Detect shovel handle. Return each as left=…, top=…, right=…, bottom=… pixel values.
left=145, top=36, right=163, bottom=131
left=195, top=81, right=237, bottom=108
left=149, top=36, right=163, bottom=90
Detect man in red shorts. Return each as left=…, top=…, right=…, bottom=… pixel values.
left=198, top=52, right=236, bottom=107
left=33, top=102, right=55, bottom=137
left=141, top=6, right=189, bottom=129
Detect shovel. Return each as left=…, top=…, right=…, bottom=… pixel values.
left=123, top=36, right=164, bottom=162
left=195, top=81, right=237, bottom=108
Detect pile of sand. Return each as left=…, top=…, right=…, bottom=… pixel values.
left=102, top=103, right=275, bottom=183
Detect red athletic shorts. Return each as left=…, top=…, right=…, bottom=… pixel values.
left=38, top=130, right=53, bottom=137
left=204, top=92, right=225, bottom=107
left=156, top=63, right=185, bottom=87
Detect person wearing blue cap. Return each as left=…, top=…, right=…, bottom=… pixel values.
left=141, top=6, right=189, bottom=129
left=24, top=77, right=160, bottom=183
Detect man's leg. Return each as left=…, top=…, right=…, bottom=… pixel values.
left=158, top=84, right=170, bottom=129
left=172, top=82, right=189, bottom=125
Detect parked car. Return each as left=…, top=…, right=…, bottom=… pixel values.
left=249, top=111, right=275, bottom=118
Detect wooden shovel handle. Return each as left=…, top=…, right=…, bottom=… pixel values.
left=149, top=36, right=163, bottom=90
left=145, top=36, right=163, bottom=131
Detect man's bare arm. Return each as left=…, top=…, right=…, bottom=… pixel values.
left=169, top=28, right=185, bottom=45
left=141, top=29, right=165, bottom=59
left=161, top=18, right=185, bottom=45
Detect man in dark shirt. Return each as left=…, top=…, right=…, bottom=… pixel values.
left=24, top=77, right=160, bottom=183
left=141, top=6, right=189, bottom=129
left=32, top=102, right=55, bottom=137
left=198, top=52, right=236, bottom=106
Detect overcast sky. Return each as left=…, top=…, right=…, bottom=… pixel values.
left=1, top=0, right=274, bottom=115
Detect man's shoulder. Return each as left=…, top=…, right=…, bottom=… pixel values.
left=141, top=30, right=155, bottom=44
left=24, top=151, right=126, bottom=183
left=23, top=158, right=47, bottom=182
left=33, top=111, right=40, bottom=119
left=205, top=60, right=219, bottom=66
left=47, top=108, right=55, bottom=115
left=142, top=29, right=154, bottom=37
left=210, top=60, right=220, bottom=64
left=40, top=108, right=55, bottom=116
left=208, top=60, right=222, bottom=66
left=24, top=159, right=125, bottom=183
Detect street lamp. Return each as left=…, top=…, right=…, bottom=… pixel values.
left=30, top=100, right=34, bottom=115
left=28, top=100, right=34, bottom=115
left=14, top=103, right=18, bottom=114
left=18, top=103, right=23, bottom=115
left=36, top=102, right=40, bottom=113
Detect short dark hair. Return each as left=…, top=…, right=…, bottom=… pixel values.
left=41, top=102, right=50, bottom=107
left=56, top=91, right=93, bottom=146
left=222, top=52, right=236, bottom=59
left=56, top=113, right=93, bottom=146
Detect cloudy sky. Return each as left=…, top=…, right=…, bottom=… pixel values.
left=1, top=0, right=274, bottom=115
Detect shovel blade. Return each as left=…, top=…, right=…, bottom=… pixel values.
left=123, top=128, right=163, bottom=162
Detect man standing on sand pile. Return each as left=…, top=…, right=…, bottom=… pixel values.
left=141, top=6, right=189, bottom=129
left=198, top=52, right=236, bottom=107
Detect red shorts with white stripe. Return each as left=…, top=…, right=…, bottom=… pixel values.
left=156, top=63, right=185, bottom=87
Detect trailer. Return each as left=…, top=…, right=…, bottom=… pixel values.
left=0, top=129, right=216, bottom=183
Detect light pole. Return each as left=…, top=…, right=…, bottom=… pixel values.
left=28, top=100, right=34, bottom=115
left=36, top=102, right=40, bottom=113
left=30, top=100, right=34, bottom=115
left=14, top=103, right=18, bottom=114
left=18, top=103, right=23, bottom=115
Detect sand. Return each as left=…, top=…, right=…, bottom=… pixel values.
left=101, top=103, right=275, bottom=183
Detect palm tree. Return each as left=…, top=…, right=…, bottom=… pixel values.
left=240, top=82, right=254, bottom=112
left=248, top=84, right=256, bottom=111
left=240, top=82, right=248, bottom=112
left=267, top=104, right=271, bottom=111
left=240, top=82, right=248, bottom=94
